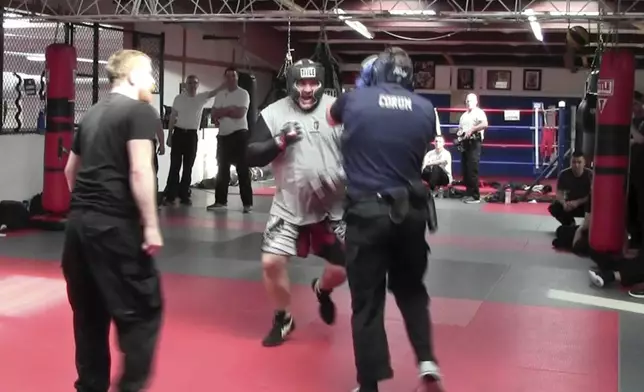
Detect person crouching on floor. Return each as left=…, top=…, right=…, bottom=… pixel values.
left=548, top=151, right=593, bottom=226
left=421, top=135, right=452, bottom=192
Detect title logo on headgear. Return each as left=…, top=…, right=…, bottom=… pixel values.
left=299, top=67, right=317, bottom=78
left=392, top=66, right=408, bottom=78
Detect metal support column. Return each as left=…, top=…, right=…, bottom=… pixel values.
left=159, top=32, right=165, bottom=118
left=557, top=101, right=567, bottom=175
left=92, top=23, right=100, bottom=104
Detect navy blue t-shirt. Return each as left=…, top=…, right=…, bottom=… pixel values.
left=330, top=84, right=437, bottom=195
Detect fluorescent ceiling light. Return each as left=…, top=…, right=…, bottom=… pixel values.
left=333, top=8, right=373, bottom=39
left=3, top=12, right=55, bottom=29
left=523, top=9, right=543, bottom=42
left=549, top=11, right=599, bottom=16
left=388, top=10, right=436, bottom=16
left=9, top=51, right=107, bottom=65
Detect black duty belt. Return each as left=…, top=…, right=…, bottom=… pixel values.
left=347, top=182, right=438, bottom=232
left=174, top=127, right=198, bottom=132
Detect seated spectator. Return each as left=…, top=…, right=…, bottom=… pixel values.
left=548, top=151, right=592, bottom=226
left=421, top=135, right=452, bottom=190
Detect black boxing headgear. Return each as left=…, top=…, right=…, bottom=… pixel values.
left=286, top=59, right=325, bottom=112
left=370, top=47, right=414, bottom=90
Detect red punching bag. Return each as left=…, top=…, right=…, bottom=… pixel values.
left=589, top=50, right=635, bottom=253
left=42, top=44, right=77, bottom=215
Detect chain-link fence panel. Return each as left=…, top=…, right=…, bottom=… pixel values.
left=69, top=24, right=123, bottom=124
left=2, top=11, right=66, bottom=134
left=70, top=23, right=95, bottom=126
left=133, top=32, right=165, bottom=110
left=97, top=26, right=124, bottom=101
left=1, top=11, right=162, bottom=133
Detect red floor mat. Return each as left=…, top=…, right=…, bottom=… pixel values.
left=450, top=184, right=498, bottom=195
left=0, top=229, right=39, bottom=238
left=0, top=257, right=618, bottom=392
left=253, top=186, right=276, bottom=196
left=482, top=202, right=551, bottom=216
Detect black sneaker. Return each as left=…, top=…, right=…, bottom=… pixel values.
left=162, top=198, right=176, bottom=207
left=180, top=198, right=192, bottom=206
left=588, top=269, right=615, bottom=288
left=206, top=203, right=227, bottom=211
left=462, top=196, right=480, bottom=204
left=312, top=278, right=336, bottom=325
left=262, top=311, right=295, bottom=347
left=351, top=383, right=379, bottom=392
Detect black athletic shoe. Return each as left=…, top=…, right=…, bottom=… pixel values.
left=162, top=198, right=176, bottom=206
left=588, top=269, right=615, bottom=288
left=206, top=203, right=227, bottom=211
left=180, top=198, right=192, bottom=206
left=262, top=311, right=295, bottom=347
left=351, top=383, right=379, bottom=392
left=312, top=278, right=336, bottom=325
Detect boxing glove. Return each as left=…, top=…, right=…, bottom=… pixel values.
left=318, top=169, right=346, bottom=196
left=275, top=122, right=303, bottom=150
left=308, top=170, right=346, bottom=211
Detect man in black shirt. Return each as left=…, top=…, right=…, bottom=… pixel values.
left=327, top=48, right=443, bottom=392
left=548, top=151, right=593, bottom=226
left=62, top=49, right=164, bottom=392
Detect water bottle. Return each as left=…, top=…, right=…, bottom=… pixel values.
left=504, top=187, right=512, bottom=204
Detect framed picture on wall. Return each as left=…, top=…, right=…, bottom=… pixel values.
left=523, top=69, right=542, bottom=91
left=456, top=68, right=474, bottom=90
left=413, top=60, right=435, bottom=90
left=486, top=70, right=512, bottom=91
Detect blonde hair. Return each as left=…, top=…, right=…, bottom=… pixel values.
left=105, top=49, right=150, bottom=84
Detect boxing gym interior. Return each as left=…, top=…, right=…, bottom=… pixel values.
left=1, top=1, right=644, bottom=391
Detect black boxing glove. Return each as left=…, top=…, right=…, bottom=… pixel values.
left=275, top=122, right=303, bottom=150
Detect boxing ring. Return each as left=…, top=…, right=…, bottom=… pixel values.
left=433, top=101, right=573, bottom=180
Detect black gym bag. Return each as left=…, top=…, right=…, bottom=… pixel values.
left=0, top=200, right=31, bottom=231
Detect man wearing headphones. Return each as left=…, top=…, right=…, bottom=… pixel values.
left=327, top=48, right=443, bottom=392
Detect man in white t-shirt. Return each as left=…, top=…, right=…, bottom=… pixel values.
left=457, top=93, right=488, bottom=204
left=163, top=75, right=221, bottom=206
left=208, top=68, right=252, bottom=212
left=422, top=135, right=452, bottom=190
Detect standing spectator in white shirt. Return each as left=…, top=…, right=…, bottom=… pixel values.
left=163, top=75, right=220, bottom=206
left=422, top=135, right=452, bottom=190
left=458, top=93, right=488, bottom=204
left=208, top=68, right=253, bottom=213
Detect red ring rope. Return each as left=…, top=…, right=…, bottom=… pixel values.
left=436, top=108, right=535, bottom=114
left=444, top=142, right=534, bottom=148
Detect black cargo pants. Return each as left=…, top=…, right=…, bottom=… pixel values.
left=61, top=210, right=163, bottom=392
left=344, top=188, right=437, bottom=385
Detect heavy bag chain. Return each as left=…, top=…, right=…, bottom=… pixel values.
left=277, top=18, right=294, bottom=82
left=312, top=23, right=342, bottom=97
left=275, top=18, right=294, bottom=97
